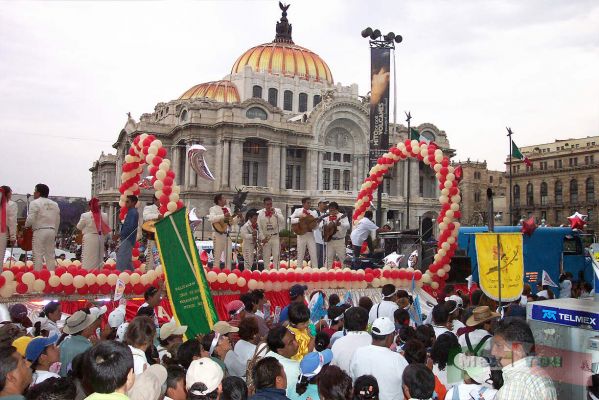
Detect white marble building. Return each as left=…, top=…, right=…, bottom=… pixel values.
left=90, top=6, right=452, bottom=235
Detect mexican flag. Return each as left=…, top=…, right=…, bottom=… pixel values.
left=511, top=141, right=532, bottom=167
left=155, top=207, right=218, bottom=337
left=409, top=127, right=420, bottom=141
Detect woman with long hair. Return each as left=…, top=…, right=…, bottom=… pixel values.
left=76, top=197, right=110, bottom=270
left=34, top=301, right=62, bottom=337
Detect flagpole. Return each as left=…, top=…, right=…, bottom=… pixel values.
left=506, top=127, right=513, bottom=226
left=406, top=111, right=412, bottom=230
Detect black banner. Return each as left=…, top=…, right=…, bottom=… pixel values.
left=369, top=47, right=391, bottom=167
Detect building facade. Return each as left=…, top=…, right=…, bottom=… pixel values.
left=90, top=7, right=453, bottom=236
left=507, top=135, right=599, bottom=231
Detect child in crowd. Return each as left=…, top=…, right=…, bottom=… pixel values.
left=85, top=341, right=135, bottom=400
left=287, top=302, right=314, bottom=361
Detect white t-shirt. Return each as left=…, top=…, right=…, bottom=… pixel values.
left=559, top=280, right=572, bottom=298
left=433, top=325, right=451, bottom=338
left=234, top=339, right=257, bottom=366
left=349, top=345, right=409, bottom=400
left=537, top=290, right=549, bottom=299
left=129, top=345, right=149, bottom=375
left=331, top=331, right=372, bottom=374
left=458, top=329, right=492, bottom=355
left=451, top=320, right=466, bottom=336
left=445, top=383, right=497, bottom=400
left=350, top=217, right=378, bottom=246
left=31, top=370, right=60, bottom=386
left=369, top=300, right=399, bottom=325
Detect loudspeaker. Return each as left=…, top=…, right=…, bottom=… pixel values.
left=448, top=256, right=471, bottom=283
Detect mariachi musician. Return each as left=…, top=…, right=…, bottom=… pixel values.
left=320, top=201, right=350, bottom=269
left=208, top=194, right=239, bottom=269
left=257, top=197, right=284, bottom=269
left=142, top=196, right=161, bottom=270
left=76, top=198, right=110, bottom=269
left=25, top=184, right=60, bottom=271
left=290, top=197, right=319, bottom=267
left=239, top=211, right=259, bottom=270
left=0, top=186, right=18, bottom=264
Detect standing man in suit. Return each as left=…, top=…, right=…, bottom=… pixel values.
left=0, top=186, right=18, bottom=264
left=290, top=197, right=318, bottom=267
left=116, top=195, right=139, bottom=271
left=320, top=202, right=350, bottom=268
left=25, top=184, right=60, bottom=271
left=257, top=197, right=284, bottom=269
left=208, top=194, right=239, bottom=269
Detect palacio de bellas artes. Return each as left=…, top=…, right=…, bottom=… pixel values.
left=1, top=2, right=598, bottom=399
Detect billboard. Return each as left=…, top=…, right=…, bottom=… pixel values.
left=369, top=47, right=391, bottom=167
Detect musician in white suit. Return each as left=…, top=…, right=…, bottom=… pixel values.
left=142, top=197, right=161, bottom=270
left=257, top=197, right=285, bottom=269
left=290, top=197, right=318, bottom=267
left=319, top=202, right=350, bottom=269
left=208, top=194, right=238, bottom=269
left=0, top=186, right=18, bottom=264
left=76, top=198, right=110, bottom=269
left=240, top=211, right=259, bottom=270
left=25, top=184, right=60, bottom=271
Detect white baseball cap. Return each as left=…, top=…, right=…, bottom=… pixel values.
left=108, top=305, right=126, bottom=329
left=159, top=318, right=188, bottom=341
left=454, top=353, right=491, bottom=384
left=116, top=322, right=129, bottom=342
left=371, top=317, right=395, bottom=336
left=186, top=358, right=224, bottom=395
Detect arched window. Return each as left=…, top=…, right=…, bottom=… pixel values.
left=540, top=182, right=548, bottom=206
left=180, top=109, right=188, bottom=122
left=268, top=88, right=278, bottom=107
left=313, top=95, right=322, bottom=107
left=526, top=183, right=534, bottom=206
left=586, top=177, right=594, bottom=203
left=513, top=184, right=520, bottom=208
left=298, top=93, right=308, bottom=112
left=252, top=85, right=263, bottom=99
left=555, top=181, right=563, bottom=204
left=570, top=179, right=578, bottom=204
left=246, top=107, right=267, bottom=120
left=283, top=90, right=293, bottom=111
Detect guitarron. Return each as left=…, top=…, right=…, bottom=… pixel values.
left=292, top=213, right=328, bottom=236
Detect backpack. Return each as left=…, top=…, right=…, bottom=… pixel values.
left=465, top=332, right=492, bottom=357
left=246, top=342, right=269, bottom=395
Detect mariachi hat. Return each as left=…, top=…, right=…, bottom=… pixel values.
left=466, top=306, right=500, bottom=327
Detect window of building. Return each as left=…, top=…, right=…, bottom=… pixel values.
left=554, top=159, right=563, bottom=169
left=570, top=179, right=578, bottom=204
left=343, top=170, right=351, bottom=191
left=513, top=184, right=520, bottom=208
left=540, top=182, right=548, bottom=206
left=526, top=183, right=534, bottom=206
left=268, top=88, right=278, bottom=107
left=285, top=165, right=293, bottom=189
left=586, top=177, right=594, bottom=203
left=252, top=85, right=263, bottom=99
left=499, top=177, right=503, bottom=184
left=569, top=157, right=578, bottom=167
left=419, top=176, right=424, bottom=197
left=555, top=209, right=562, bottom=224
left=540, top=161, right=548, bottom=170
left=243, top=141, right=261, bottom=154
left=283, top=90, right=293, bottom=111
left=252, top=161, right=259, bottom=186
left=246, top=107, right=268, bottom=120
left=385, top=175, right=391, bottom=194
left=313, top=95, right=322, bottom=107
left=243, top=161, right=250, bottom=185
left=332, top=169, right=340, bottom=190
left=585, top=155, right=595, bottom=165
left=555, top=181, right=563, bottom=204
left=489, top=175, right=493, bottom=183
left=333, top=153, right=341, bottom=162
left=323, top=168, right=330, bottom=190
left=324, top=152, right=331, bottom=161
left=180, top=109, right=188, bottom=122
left=298, top=93, right=308, bottom=113
left=526, top=164, right=534, bottom=172
left=343, top=154, right=351, bottom=163
left=295, top=165, right=301, bottom=189
left=474, top=191, right=481, bottom=203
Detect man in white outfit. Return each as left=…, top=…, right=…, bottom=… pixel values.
left=76, top=198, right=110, bottom=269
left=290, top=197, right=318, bottom=268
left=320, top=202, right=349, bottom=269
left=240, top=211, right=259, bottom=270
left=25, top=184, right=60, bottom=271
left=257, top=197, right=284, bottom=269
left=0, top=186, right=18, bottom=265
left=208, top=194, right=239, bottom=269
left=314, top=199, right=328, bottom=268
left=142, top=197, right=161, bottom=270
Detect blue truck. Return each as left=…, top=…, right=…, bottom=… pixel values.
left=456, top=226, right=594, bottom=291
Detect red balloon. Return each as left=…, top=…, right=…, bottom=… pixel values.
left=162, top=186, right=172, bottom=196
left=286, top=272, right=296, bottom=282
left=77, top=286, right=89, bottom=295
left=397, top=269, right=407, bottom=280
left=152, top=156, right=163, bottom=167
left=251, top=270, right=261, bottom=280
left=88, top=284, right=99, bottom=294
left=163, top=177, right=174, bottom=187
left=157, top=147, right=167, bottom=158
left=16, top=283, right=28, bottom=294
left=133, top=283, right=145, bottom=295
left=414, top=270, right=423, bottom=280
left=100, top=284, right=112, bottom=294
left=521, top=217, right=538, bottom=236
left=364, top=273, right=374, bottom=283
left=390, top=270, right=400, bottom=279
left=64, top=285, right=76, bottom=295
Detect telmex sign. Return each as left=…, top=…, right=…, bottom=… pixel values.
left=531, top=304, right=599, bottom=331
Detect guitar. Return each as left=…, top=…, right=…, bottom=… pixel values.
left=323, top=214, right=347, bottom=242
left=292, top=212, right=329, bottom=236
left=212, top=214, right=232, bottom=234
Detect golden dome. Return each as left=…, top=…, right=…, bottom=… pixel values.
left=231, top=42, right=334, bottom=85
left=179, top=80, right=240, bottom=103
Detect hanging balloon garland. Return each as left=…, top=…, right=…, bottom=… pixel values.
left=353, top=139, right=463, bottom=291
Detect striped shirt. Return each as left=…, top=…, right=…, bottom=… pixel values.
left=496, top=357, right=557, bottom=400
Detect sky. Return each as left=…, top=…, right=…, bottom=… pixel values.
left=0, top=0, right=598, bottom=197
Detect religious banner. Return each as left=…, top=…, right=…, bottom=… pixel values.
left=155, top=207, right=218, bottom=337
left=475, top=233, right=524, bottom=302
left=369, top=46, right=390, bottom=167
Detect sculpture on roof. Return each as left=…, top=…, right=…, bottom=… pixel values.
left=275, top=2, right=293, bottom=43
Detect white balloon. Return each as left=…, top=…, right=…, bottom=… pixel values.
left=446, top=173, right=455, bottom=182
left=154, top=180, right=164, bottom=190
left=146, top=154, right=155, bottom=164
left=167, top=201, right=177, bottom=212
left=439, top=195, right=449, bottom=204
left=169, top=193, right=179, bottom=202
left=441, top=188, right=449, bottom=196
left=152, top=140, right=163, bottom=148
left=148, top=146, right=158, bottom=155
left=172, top=186, right=181, bottom=194
left=450, top=203, right=460, bottom=211
left=159, top=162, right=170, bottom=171
left=156, top=170, right=167, bottom=180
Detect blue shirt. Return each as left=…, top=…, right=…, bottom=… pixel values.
left=59, top=335, right=92, bottom=376
left=249, top=388, right=290, bottom=400
left=279, top=305, right=290, bottom=324
left=120, top=208, right=139, bottom=245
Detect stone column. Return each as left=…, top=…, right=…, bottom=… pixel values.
left=305, top=149, right=316, bottom=191
left=353, top=155, right=359, bottom=191
left=230, top=139, right=243, bottom=188
left=220, top=140, right=230, bottom=189
left=183, top=142, right=191, bottom=189
left=267, top=143, right=281, bottom=190
left=280, top=146, right=287, bottom=190
left=316, top=151, right=323, bottom=190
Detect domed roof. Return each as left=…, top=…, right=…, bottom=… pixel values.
left=231, top=42, right=333, bottom=85
left=178, top=80, right=240, bottom=103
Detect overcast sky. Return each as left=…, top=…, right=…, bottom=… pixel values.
left=1, top=0, right=597, bottom=197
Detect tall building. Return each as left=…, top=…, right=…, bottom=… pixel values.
left=507, top=135, right=599, bottom=231
left=90, top=6, right=453, bottom=235
left=455, top=160, right=507, bottom=226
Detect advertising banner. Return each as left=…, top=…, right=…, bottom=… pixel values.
left=369, top=47, right=391, bottom=167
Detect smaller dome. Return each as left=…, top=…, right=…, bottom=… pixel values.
left=179, top=80, right=240, bottom=103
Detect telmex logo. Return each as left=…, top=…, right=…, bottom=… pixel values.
left=542, top=309, right=557, bottom=320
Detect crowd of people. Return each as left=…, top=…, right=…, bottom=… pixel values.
left=0, top=280, right=573, bottom=400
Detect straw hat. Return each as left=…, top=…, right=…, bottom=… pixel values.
left=63, top=306, right=106, bottom=335
left=466, top=306, right=500, bottom=327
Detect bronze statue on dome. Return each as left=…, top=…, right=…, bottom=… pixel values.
left=275, top=2, right=293, bottom=44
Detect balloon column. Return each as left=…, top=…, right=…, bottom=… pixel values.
left=119, top=133, right=184, bottom=221
left=353, top=139, right=462, bottom=290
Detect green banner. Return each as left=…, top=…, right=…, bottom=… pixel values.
left=155, top=207, right=218, bottom=337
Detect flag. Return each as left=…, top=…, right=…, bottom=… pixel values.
left=411, top=274, right=423, bottom=325
left=113, top=279, right=126, bottom=301
left=410, top=127, right=420, bottom=141
left=407, top=249, right=419, bottom=268
left=155, top=207, right=218, bottom=337
left=308, top=292, right=326, bottom=323
left=343, top=291, right=353, bottom=306
left=541, top=270, right=559, bottom=288
left=511, top=141, right=532, bottom=167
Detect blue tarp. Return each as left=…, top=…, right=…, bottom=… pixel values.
left=458, top=226, right=574, bottom=291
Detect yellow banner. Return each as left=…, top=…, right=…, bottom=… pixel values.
left=475, top=233, right=524, bottom=302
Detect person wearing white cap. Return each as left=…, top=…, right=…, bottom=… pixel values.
left=186, top=358, right=224, bottom=400
left=290, top=198, right=319, bottom=268
left=59, top=306, right=107, bottom=377
left=107, top=300, right=127, bottom=339
left=158, top=318, right=187, bottom=362
left=349, top=317, right=409, bottom=400
left=445, top=354, right=497, bottom=400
